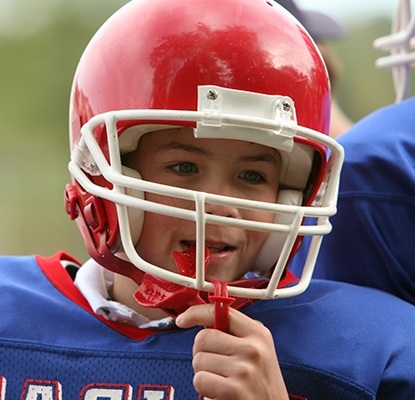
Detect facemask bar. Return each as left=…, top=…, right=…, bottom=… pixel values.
left=69, top=88, right=344, bottom=300
left=374, top=0, right=415, bottom=102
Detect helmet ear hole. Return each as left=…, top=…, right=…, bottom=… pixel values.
left=122, top=166, right=145, bottom=246
left=251, top=189, right=303, bottom=275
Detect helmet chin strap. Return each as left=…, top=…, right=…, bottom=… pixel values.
left=133, top=246, right=299, bottom=325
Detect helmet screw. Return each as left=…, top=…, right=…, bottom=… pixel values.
left=282, top=101, right=291, bottom=111
left=206, top=89, right=219, bottom=100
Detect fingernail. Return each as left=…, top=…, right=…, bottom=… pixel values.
left=175, top=314, right=183, bottom=326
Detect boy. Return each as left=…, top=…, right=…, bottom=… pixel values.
left=1, top=0, right=415, bottom=399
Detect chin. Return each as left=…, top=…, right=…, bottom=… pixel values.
left=206, top=272, right=241, bottom=283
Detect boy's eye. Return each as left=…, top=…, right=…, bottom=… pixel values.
left=172, top=162, right=196, bottom=174
left=241, top=170, right=265, bottom=183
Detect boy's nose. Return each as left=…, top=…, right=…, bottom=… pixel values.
left=199, top=178, right=242, bottom=218
left=205, top=203, right=240, bottom=219
left=204, top=197, right=241, bottom=219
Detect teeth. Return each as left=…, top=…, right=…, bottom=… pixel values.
left=207, top=245, right=228, bottom=254
left=181, top=241, right=231, bottom=253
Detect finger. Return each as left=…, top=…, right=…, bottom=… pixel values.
left=193, top=347, right=253, bottom=378
left=193, top=371, right=238, bottom=400
left=226, top=307, right=267, bottom=337
left=176, top=304, right=265, bottom=338
left=193, top=328, right=241, bottom=357
left=193, top=350, right=230, bottom=376
left=175, top=303, right=215, bottom=329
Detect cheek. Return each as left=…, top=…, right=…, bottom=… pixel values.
left=243, top=207, right=275, bottom=225
left=248, top=229, right=270, bottom=250
left=146, top=191, right=195, bottom=210
left=135, top=212, right=177, bottom=270
left=242, top=209, right=274, bottom=252
left=261, top=189, right=279, bottom=205
left=135, top=206, right=194, bottom=270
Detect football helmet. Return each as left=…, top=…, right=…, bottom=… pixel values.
left=65, top=0, right=344, bottom=303
left=374, top=0, right=415, bottom=101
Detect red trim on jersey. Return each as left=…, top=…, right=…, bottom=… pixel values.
left=36, top=252, right=300, bottom=343
left=36, top=252, right=157, bottom=341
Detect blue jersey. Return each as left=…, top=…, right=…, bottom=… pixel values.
left=1, top=252, right=415, bottom=399
left=291, top=97, right=415, bottom=305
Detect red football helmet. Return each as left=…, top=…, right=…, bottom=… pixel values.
left=66, top=0, right=344, bottom=302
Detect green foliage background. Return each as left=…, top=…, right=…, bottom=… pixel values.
left=0, top=2, right=403, bottom=262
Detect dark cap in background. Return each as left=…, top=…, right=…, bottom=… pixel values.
left=275, top=0, right=344, bottom=40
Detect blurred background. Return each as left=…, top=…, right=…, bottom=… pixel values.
left=0, top=0, right=405, bottom=261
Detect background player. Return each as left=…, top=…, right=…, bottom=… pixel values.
left=297, top=0, right=415, bottom=305
left=274, top=0, right=353, bottom=138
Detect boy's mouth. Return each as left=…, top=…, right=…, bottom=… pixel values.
left=181, top=240, right=235, bottom=254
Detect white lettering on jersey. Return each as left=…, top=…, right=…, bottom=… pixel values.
left=0, top=377, right=214, bottom=399
left=138, top=385, right=174, bottom=400
left=22, top=379, right=62, bottom=400
left=0, top=377, right=6, bottom=400
left=80, top=383, right=132, bottom=400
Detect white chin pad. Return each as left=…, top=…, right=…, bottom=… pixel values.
left=251, top=189, right=303, bottom=275
left=122, top=166, right=145, bottom=246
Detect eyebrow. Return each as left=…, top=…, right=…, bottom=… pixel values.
left=239, top=153, right=280, bottom=167
left=157, top=141, right=280, bottom=166
left=156, top=142, right=214, bottom=158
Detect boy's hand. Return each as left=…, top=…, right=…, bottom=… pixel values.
left=175, top=304, right=290, bottom=400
